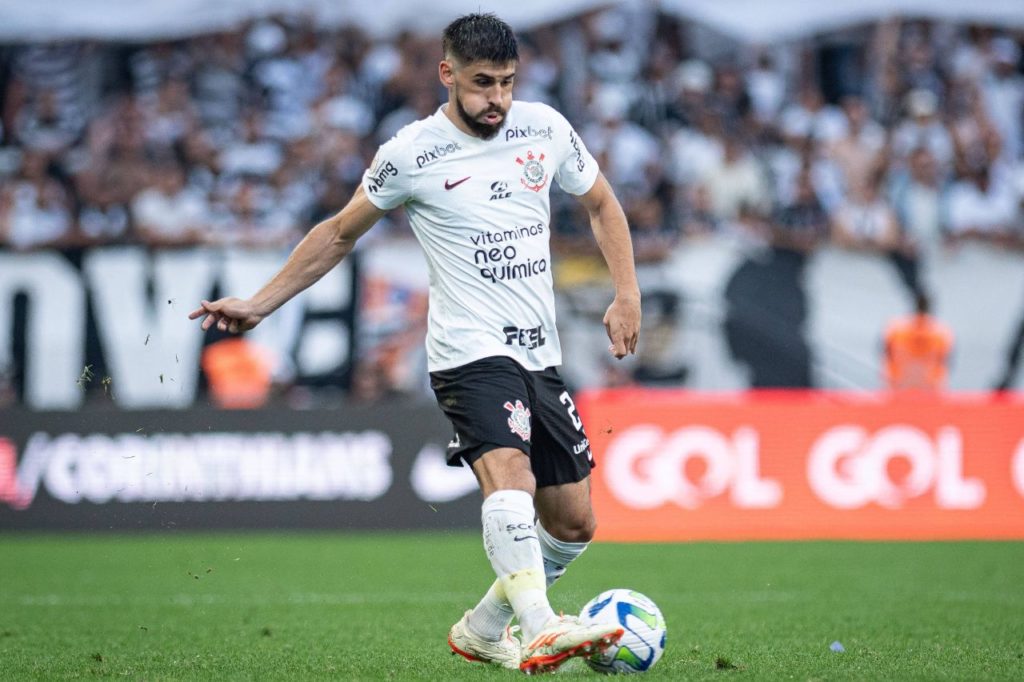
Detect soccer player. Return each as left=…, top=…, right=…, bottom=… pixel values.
left=189, top=13, right=641, bottom=673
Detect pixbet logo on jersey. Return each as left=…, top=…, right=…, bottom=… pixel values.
left=602, top=425, right=782, bottom=509
left=505, top=125, right=553, bottom=141
left=807, top=425, right=985, bottom=509
left=416, top=141, right=462, bottom=168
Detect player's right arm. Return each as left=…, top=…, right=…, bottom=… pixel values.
left=189, top=185, right=385, bottom=334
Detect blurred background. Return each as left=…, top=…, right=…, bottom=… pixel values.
left=0, top=0, right=1023, bottom=537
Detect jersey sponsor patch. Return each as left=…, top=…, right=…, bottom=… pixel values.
left=366, top=158, right=398, bottom=194
left=416, top=141, right=462, bottom=168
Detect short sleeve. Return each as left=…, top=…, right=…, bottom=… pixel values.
left=552, top=112, right=600, bottom=196
left=361, top=140, right=411, bottom=210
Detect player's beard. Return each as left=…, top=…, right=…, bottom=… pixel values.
left=454, top=90, right=507, bottom=140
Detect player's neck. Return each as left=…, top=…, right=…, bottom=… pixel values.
left=441, top=102, right=482, bottom=139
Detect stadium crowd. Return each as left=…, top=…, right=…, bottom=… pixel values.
left=0, top=9, right=1022, bottom=398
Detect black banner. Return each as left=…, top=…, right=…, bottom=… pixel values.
left=0, top=246, right=359, bottom=410
left=0, top=404, right=481, bottom=531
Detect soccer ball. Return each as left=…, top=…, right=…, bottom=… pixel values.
left=579, top=589, right=667, bottom=674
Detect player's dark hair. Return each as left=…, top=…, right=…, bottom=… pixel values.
left=442, top=13, right=518, bottom=64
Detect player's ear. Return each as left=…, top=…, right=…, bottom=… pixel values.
left=439, top=59, right=456, bottom=88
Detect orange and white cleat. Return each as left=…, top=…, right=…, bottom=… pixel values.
left=448, top=610, right=521, bottom=670
left=520, top=615, right=624, bottom=674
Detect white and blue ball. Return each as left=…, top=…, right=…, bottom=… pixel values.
left=579, top=589, right=667, bottom=674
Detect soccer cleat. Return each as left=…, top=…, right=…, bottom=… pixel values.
left=448, top=610, right=522, bottom=670
left=519, top=615, right=624, bottom=674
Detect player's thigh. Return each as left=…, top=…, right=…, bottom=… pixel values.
left=528, top=366, right=594, bottom=490
left=429, top=356, right=536, bottom=468
left=471, top=446, right=535, bottom=497
left=534, top=477, right=596, bottom=543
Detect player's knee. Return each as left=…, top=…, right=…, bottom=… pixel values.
left=546, top=514, right=596, bottom=543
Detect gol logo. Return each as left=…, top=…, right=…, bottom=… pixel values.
left=807, top=425, right=985, bottom=509
left=1012, top=438, right=1024, bottom=499
left=602, top=425, right=781, bottom=509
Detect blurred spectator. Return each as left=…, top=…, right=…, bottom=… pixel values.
left=701, top=131, right=770, bottom=223
left=138, top=79, right=198, bottom=150
left=773, top=166, right=830, bottom=253
left=831, top=168, right=901, bottom=253
left=945, top=164, right=1018, bottom=243
left=12, top=88, right=82, bottom=154
left=0, top=151, right=74, bottom=250
left=708, top=63, right=752, bottom=127
left=217, top=110, right=283, bottom=178
left=129, top=41, right=194, bottom=99
left=780, top=84, right=847, bottom=145
left=827, top=95, right=887, bottom=201
left=677, top=183, right=721, bottom=237
left=209, top=176, right=300, bottom=248
left=889, top=146, right=945, bottom=247
left=131, top=161, right=211, bottom=247
left=668, top=108, right=723, bottom=188
left=76, top=183, right=130, bottom=246
left=582, top=85, right=661, bottom=198
left=670, top=59, right=713, bottom=127
left=745, top=52, right=786, bottom=126
left=627, top=194, right=687, bottom=384
left=191, top=31, right=249, bottom=133
left=946, top=77, right=1002, bottom=177
left=891, top=89, right=954, bottom=171
left=9, top=42, right=95, bottom=153
left=980, top=37, right=1024, bottom=162
left=883, top=290, right=953, bottom=392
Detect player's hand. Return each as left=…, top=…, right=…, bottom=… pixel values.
left=603, top=294, right=641, bottom=359
left=188, top=298, right=265, bottom=334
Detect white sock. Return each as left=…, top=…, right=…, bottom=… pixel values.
left=465, top=581, right=514, bottom=642
left=480, top=490, right=554, bottom=641
left=467, top=522, right=590, bottom=640
left=537, top=523, right=589, bottom=587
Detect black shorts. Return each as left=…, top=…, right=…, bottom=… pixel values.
left=429, top=356, right=594, bottom=488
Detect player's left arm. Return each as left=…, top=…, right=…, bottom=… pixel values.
left=575, top=172, right=641, bottom=358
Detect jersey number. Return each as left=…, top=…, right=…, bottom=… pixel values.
left=559, top=391, right=583, bottom=431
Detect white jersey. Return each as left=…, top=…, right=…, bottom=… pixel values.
left=361, top=101, right=599, bottom=372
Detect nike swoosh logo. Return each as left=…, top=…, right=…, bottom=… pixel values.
left=513, top=535, right=538, bottom=542
left=410, top=443, right=478, bottom=503
left=444, top=177, right=470, bottom=190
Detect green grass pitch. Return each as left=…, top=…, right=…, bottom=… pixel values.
left=1, top=533, right=1022, bottom=680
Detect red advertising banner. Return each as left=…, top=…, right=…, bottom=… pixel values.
left=576, top=390, right=1024, bottom=541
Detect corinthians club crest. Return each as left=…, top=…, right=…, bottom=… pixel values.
left=516, top=150, right=548, bottom=192
left=504, top=400, right=532, bottom=442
